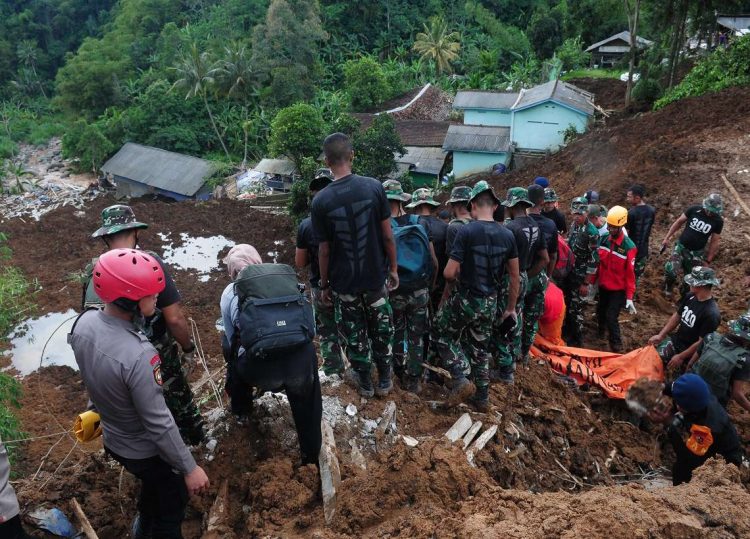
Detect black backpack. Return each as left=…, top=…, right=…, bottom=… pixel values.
left=234, top=263, right=315, bottom=359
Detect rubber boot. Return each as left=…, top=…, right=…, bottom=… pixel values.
left=355, top=368, right=375, bottom=398
left=375, top=364, right=393, bottom=398
left=469, top=385, right=490, bottom=412
left=446, top=375, right=475, bottom=407
left=402, top=373, right=422, bottom=394
left=490, top=364, right=514, bottom=384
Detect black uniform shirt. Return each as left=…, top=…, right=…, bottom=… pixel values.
left=296, top=217, right=320, bottom=288
left=678, top=205, right=724, bottom=251
left=673, top=294, right=721, bottom=352
left=542, top=208, right=567, bottom=234
left=505, top=216, right=545, bottom=272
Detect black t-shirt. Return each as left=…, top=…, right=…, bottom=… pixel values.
left=419, top=215, right=448, bottom=272
left=311, top=174, right=390, bottom=294
left=446, top=218, right=471, bottom=255
left=672, top=293, right=721, bottom=352
left=678, top=205, right=723, bottom=251
left=449, top=220, right=518, bottom=297
left=505, top=216, right=545, bottom=272
left=626, top=204, right=656, bottom=259
left=528, top=212, right=559, bottom=259
left=296, top=217, right=320, bottom=287
left=147, top=253, right=181, bottom=341
left=542, top=208, right=567, bottom=234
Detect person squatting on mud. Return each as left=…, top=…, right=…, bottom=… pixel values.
left=70, top=249, right=210, bottom=539
left=83, top=205, right=205, bottom=445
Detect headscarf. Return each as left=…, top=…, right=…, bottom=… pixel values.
left=223, top=244, right=262, bottom=279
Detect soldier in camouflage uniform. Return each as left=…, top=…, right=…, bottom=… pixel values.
left=385, top=180, right=434, bottom=393
left=445, top=186, right=473, bottom=254
left=562, top=197, right=600, bottom=347
left=84, top=205, right=205, bottom=445
left=295, top=169, right=345, bottom=375
left=661, top=194, right=724, bottom=298
left=430, top=181, right=520, bottom=411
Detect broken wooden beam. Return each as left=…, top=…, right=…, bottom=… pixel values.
left=420, top=362, right=452, bottom=379
left=444, top=413, right=472, bottom=443
left=375, top=400, right=397, bottom=443
left=203, top=480, right=235, bottom=539
left=722, top=174, right=750, bottom=217
left=319, top=420, right=341, bottom=525
left=466, top=425, right=498, bottom=465
left=462, top=421, right=483, bottom=450
left=70, top=498, right=99, bottom=539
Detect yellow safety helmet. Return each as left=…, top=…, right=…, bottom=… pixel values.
left=74, top=410, right=103, bottom=442
left=606, top=205, right=628, bottom=227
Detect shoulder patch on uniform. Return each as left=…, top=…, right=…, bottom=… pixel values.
left=150, top=354, right=160, bottom=366
left=686, top=424, right=713, bottom=456
left=150, top=354, right=163, bottom=385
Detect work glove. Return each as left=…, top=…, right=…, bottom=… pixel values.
left=74, top=411, right=102, bottom=442
left=625, top=300, right=637, bottom=315
left=181, top=347, right=197, bottom=375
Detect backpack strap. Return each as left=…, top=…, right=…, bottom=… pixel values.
left=67, top=307, right=100, bottom=345
left=409, top=214, right=419, bottom=225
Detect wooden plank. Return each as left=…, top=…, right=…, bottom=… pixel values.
left=466, top=425, right=498, bottom=466
left=71, top=498, right=99, bottom=539
left=444, top=413, right=472, bottom=443
left=462, top=421, right=483, bottom=450
left=319, top=420, right=341, bottom=525
left=722, top=174, right=750, bottom=217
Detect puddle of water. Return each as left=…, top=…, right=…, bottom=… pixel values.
left=3, top=310, right=79, bottom=375
left=159, top=233, right=235, bottom=279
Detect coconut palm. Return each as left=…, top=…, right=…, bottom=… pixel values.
left=16, top=40, right=47, bottom=98
left=412, top=17, right=461, bottom=75
left=171, top=43, right=231, bottom=159
left=219, top=42, right=258, bottom=100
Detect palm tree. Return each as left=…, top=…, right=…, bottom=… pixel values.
left=219, top=42, right=257, bottom=100
left=16, top=40, right=47, bottom=98
left=171, top=43, right=231, bottom=159
left=412, top=17, right=461, bottom=75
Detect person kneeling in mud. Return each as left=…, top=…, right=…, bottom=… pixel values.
left=220, top=244, right=322, bottom=465
left=648, top=373, right=743, bottom=485
left=430, top=181, right=519, bottom=411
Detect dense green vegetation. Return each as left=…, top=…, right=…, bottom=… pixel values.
left=0, top=0, right=749, bottom=178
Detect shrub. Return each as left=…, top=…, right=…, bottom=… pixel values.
left=631, top=78, right=663, bottom=105
left=268, top=103, right=326, bottom=170
left=344, top=56, right=391, bottom=111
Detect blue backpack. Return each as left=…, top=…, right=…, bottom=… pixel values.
left=391, top=215, right=433, bottom=292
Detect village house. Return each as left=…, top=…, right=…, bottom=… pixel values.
left=585, top=31, right=653, bottom=68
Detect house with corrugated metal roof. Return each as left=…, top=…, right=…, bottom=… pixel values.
left=101, top=142, right=217, bottom=201
left=510, top=80, right=594, bottom=152
left=442, top=125, right=511, bottom=178
left=585, top=31, right=653, bottom=68
left=453, top=91, right=518, bottom=127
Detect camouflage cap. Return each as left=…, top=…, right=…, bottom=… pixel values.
left=587, top=204, right=604, bottom=218
left=383, top=179, right=411, bottom=202
left=501, top=187, right=532, bottom=208
left=406, top=188, right=440, bottom=208
left=543, top=187, right=559, bottom=202
left=468, top=180, right=500, bottom=205
left=684, top=266, right=720, bottom=287
left=570, top=196, right=589, bottom=214
left=728, top=313, right=750, bottom=341
left=447, top=185, right=472, bottom=203
left=702, top=193, right=724, bottom=215
left=91, top=205, right=148, bottom=238
left=309, top=168, right=334, bottom=192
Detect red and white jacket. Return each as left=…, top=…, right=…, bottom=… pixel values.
left=595, top=233, right=637, bottom=299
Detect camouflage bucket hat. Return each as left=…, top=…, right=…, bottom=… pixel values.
left=543, top=187, right=559, bottom=202
left=447, top=185, right=472, bottom=204
left=702, top=193, right=724, bottom=215
left=501, top=187, right=532, bottom=208
left=468, top=180, right=500, bottom=204
left=91, top=205, right=148, bottom=238
left=383, top=179, right=411, bottom=202
left=728, top=314, right=750, bottom=341
left=587, top=204, right=604, bottom=218
left=406, top=188, right=440, bottom=208
left=309, top=168, right=334, bottom=192
left=684, top=266, right=720, bottom=287
left=570, top=196, right=589, bottom=214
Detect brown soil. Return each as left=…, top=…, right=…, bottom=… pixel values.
left=4, top=83, right=750, bottom=537
left=568, top=77, right=628, bottom=111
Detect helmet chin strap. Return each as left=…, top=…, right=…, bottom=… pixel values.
left=113, top=297, right=140, bottom=315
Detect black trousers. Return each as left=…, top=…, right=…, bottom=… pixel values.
left=596, top=288, right=626, bottom=346
left=224, top=340, right=323, bottom=465
left=105, top=449, right=188, bottom=539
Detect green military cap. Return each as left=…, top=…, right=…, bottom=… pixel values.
left=702, top=193, right=724, bottom=215
left=468, top=180, right=500, bottom=205
left=728, top=313, right=750, bottom=341
left=543, top=187, right=558, bottom=202
left=91, top=205, right=148, bottom=238
left=447, top=185, right=472, bottom=204
left=570, top=196, right=589, bottom=215
left=684, top=266, right=720, bottom=287
left=501, top=187, right=532, bottom=208
left=406, top=188, right=440, bottom=208
left=383, top=179, right=411, bottom=202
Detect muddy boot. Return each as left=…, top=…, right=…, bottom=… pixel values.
left=447, top=376, right=475, bottom=407
left=354, top=367, right=375, bottom=398
left=662, top=282, right=673, bottom=299
left=375, top=364, right=393, bottom=398
left=402, top=373, right=422, bottom=394
left=132, top=513, right=153, bottom=539
left=469, top=385, right=490, bottom=412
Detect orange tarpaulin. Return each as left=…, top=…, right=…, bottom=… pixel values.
left=530, top=335, right=664, bottom=399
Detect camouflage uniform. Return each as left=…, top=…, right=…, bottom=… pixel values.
left=665, top=242, right=705, bottom=293
left=333, top=287, right=394, bottom=372
left=522, top=269, right=549, bottom=357
left=492, top=271, right=528, bottom=367
left=562, top=198, right=600, bottom=346
left=431, top=290, right=496, bottom=389
left=390, top=288, right=430, bottom=377
left=85, top=205, right=204, bottom=445
left=312, top=288, right=344, bottom=375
